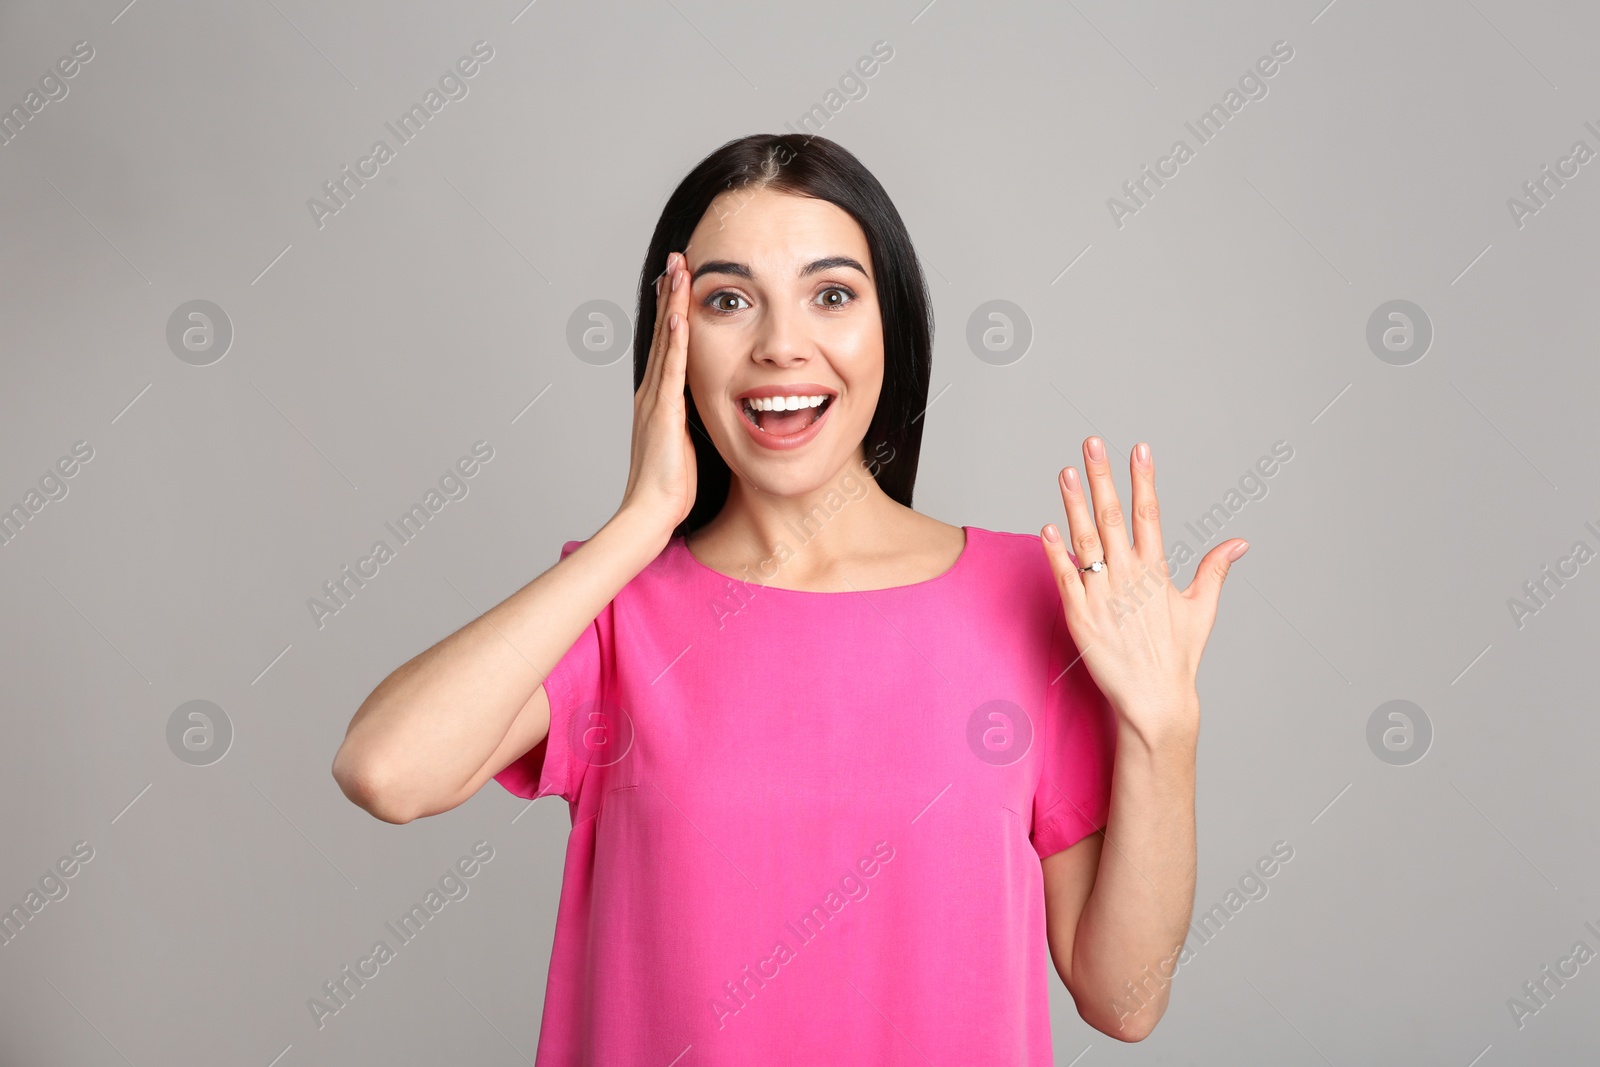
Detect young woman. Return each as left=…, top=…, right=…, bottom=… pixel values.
left=333, top=133, right=1247, bottom=1063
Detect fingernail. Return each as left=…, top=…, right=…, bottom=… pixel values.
left=1062, top=467, right=1080, bottom=492
left=1043, top=524, right=1061, bottom=544
left=1135, top=442, right=1150, bottom=466
left=668, top=311, right=679, bottom=330
left=671, top=268, right=683, bottom=292
left=1086, top=437, right=1105, bottom=462
left=1227, top=541, right=1249, bottom=561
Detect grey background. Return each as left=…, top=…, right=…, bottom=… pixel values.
left=2, top=0, right=1596, bottom=1063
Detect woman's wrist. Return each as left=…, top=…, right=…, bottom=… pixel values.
left=1112, top=690, right=1201, bottom=759
left=602, top=502, right=679, bottom=563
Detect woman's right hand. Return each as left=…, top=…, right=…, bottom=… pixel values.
left=616, top=250, right=698, bottom=546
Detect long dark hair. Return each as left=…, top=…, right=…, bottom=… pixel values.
left=632, top=133, right=933, bottom=539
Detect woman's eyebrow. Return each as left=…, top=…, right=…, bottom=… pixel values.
left=692, top=260, right=753, bottom=282
left=799, top=255, right=869, bottom=279
left=691, top=256, right=870, bottom=282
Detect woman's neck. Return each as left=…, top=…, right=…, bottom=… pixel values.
left=685, top=462, right=961, bottom=592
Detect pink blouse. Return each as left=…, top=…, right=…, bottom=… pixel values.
left=495, top=526, right=1118, bottom=1064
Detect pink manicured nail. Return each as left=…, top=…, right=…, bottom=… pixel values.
left=671, top=267, right=683, bottom=292
left=1043, top=524, right=1061, bottom=543
left=1227, top=540, right=1249, bottom=561
left=1135, top=442, right=1150, bottom=466
left=1086, top=437, right=1105, bottom=462
left=668, top=312, right=679, bottom=330
left=1062, top=467, right=1080, bottom=492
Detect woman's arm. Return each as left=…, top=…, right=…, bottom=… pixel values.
left=330, top=507, right=669, bottom=824
left=1037, top=435, right=1246, bottom=1040
left=332, top=250, right=698, bottom=824
left=1041, top=717, right=1198, bottom=1041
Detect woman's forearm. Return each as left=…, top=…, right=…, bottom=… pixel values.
left=331, top=505, right=669, bottom=822
left=1057, top=708, right=1199, bottom=1040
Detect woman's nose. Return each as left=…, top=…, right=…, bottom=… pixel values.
left=753, top=303, right=810, bottom=366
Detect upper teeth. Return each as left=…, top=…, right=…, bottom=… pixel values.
left=746, top=395, right=828, bottom=411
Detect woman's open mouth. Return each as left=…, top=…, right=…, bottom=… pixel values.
left=735, top=388, right=837, bottom=451
left=740, top=393, right=832, bottom=433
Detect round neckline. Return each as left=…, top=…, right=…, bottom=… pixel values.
left=676, top=525, right=975, bottom=595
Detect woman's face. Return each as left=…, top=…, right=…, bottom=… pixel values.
left=681, top=186, right=884, bottom=499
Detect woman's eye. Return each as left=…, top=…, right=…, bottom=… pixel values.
left=708, top=292, right=749, bottom=313
left=704, top=288, right=854, bottom=313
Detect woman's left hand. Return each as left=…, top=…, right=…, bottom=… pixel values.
left=1040, top=436, right=1247, bottom=750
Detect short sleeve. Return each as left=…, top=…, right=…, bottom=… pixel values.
left=492, top=539, right=613, bottom=805
left=1030, top=607, right=1119, bottom=860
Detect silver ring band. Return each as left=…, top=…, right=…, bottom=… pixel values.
left=1078, top=559, right=1106, bottom=574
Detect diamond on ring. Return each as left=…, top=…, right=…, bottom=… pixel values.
left=1078, top=559, right=1106, bottom=574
